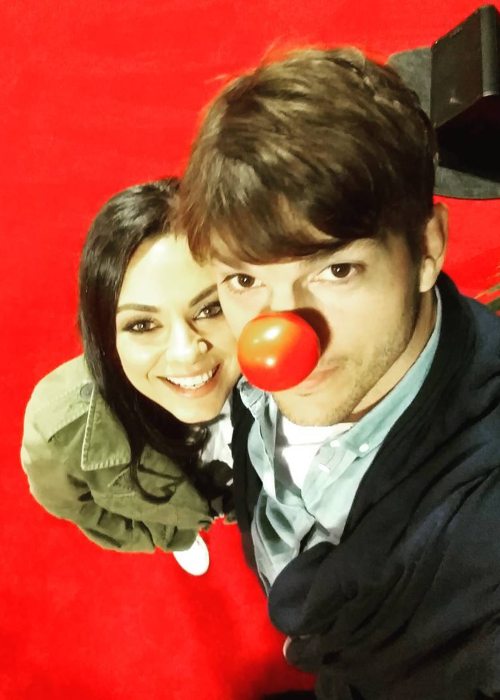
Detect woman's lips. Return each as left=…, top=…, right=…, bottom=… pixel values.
left=160, top=364, right=221, bottom=397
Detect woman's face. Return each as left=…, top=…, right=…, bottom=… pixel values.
left=116, top=235, right=240, bottom=424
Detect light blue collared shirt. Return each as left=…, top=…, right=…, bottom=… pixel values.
left=239, top=291, right=442, bottom=590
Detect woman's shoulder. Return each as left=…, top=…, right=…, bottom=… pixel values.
left=25, top=355, right=94, bottom=442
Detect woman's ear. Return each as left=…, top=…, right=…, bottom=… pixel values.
left=419, top=202, right=449, bottom=293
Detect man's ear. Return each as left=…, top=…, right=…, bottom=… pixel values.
left=419, top=203, right=448, bottom=293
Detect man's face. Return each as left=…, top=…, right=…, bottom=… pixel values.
left=213, top=232, right=435, bottom=426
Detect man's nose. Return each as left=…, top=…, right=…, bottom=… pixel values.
left=266, top=284, right=302, bottom=313
left=265, top=287, right=329, bottom=351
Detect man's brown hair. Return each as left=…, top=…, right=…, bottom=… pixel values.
left=180, top=47, right=437, bottom=263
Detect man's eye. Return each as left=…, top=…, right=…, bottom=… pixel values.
left=317, top=263, right=356, bottom=281
left=225, top=274, right=261, bottom=293
left=194, top=301, right=223, bottom=320
left=123, top=319, right=157, bottom=333
left=331, top=264, right=352, bottom=278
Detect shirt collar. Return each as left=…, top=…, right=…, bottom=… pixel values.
left=238, top=376, right=267, bottom=416
left=81, top=385, right=132, bottom=471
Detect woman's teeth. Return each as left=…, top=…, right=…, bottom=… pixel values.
left=166, top=367, right=217, bottom=389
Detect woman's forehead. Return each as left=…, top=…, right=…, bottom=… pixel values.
left=118, top=236, right=217, bottom=306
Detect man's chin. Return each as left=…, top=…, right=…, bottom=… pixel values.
left=273, top=393, right=354, bottom=427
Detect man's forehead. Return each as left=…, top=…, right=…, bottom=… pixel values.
left=209, top=235, right=380, bottom=268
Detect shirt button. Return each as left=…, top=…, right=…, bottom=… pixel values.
left=330, top=439, right=340, bottom=448
left=359, top=443, right=370, bottom=454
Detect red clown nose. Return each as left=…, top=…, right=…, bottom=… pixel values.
left=237, top=311, right=321, bottom=392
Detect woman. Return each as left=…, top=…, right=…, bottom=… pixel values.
left=21, top=178, right=240, bottom=575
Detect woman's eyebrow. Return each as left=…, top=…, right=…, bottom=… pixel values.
left=116, top=303, right=159, bottom=313
left=189, top=284, right=218, bottom=307
left=116, top=286, right=218, bottom=314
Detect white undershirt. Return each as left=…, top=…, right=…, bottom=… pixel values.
left=201, top=399, right=233, bottom=473
left=275, top=412, right=353, bottom=489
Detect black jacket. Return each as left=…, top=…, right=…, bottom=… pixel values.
left=231, top=274, right=500, bottom=700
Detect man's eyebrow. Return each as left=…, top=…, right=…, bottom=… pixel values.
left=304, top=241, right=354, bottom=263
left=302, top=238, right=377, bottom=263
left=116, top=303, right=159, bottom=314
left=212, top=253, right=251, bottom=268
left=189, top=284, right=218, bottom=307
left=213, top=239, right=370, bottom=269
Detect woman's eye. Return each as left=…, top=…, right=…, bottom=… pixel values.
left=225, top=273, right=261, bottom=293
left=123, top=319, right=157, bottom=333
left=194, top=301, right=223, bottom=320
left=317, top=263, right=357, bottom=281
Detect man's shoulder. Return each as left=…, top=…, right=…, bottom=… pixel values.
left=463, top=291, right=500, bottom=328
left=439, top=275, right=500, bottom=373
left=459, top=291, right=500, bottom=379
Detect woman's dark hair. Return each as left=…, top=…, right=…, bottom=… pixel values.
left=181, top=47, right=437, bottom=263
left=78, top=178, right=208, bottom=503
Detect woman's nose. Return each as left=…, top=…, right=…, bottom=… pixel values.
left=164, top=322, right=202, bottom=364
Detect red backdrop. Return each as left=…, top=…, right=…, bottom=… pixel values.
left=1, top=1, right=499, bottom=698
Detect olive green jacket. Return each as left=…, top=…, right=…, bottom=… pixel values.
left=21, top=356, right=214, bottom=553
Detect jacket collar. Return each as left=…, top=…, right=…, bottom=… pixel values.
left=81, top=385, right=132, bottom=471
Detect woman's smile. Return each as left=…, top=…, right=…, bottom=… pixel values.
left=116, top=235, right=240, bottom=423
left=159, top=364, right=222, bottom=396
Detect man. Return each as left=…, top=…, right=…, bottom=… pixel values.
left=180, top=48, right=500, bottom=699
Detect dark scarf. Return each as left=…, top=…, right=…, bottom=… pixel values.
left=233, top=274, right=500, bottom=700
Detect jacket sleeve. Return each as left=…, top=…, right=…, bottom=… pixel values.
left=20, top=406, right=196, bottom=554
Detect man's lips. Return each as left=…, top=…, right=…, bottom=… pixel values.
left=279, top=365, right=338, bottom=393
